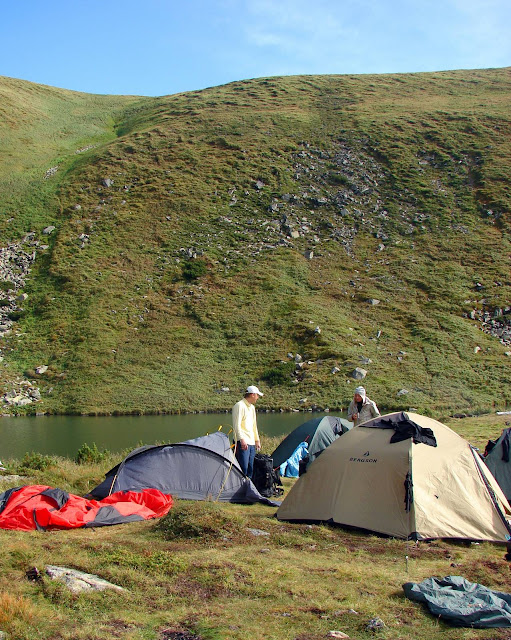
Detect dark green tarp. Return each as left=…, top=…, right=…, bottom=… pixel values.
left=403, top=576, right=511, bottom=627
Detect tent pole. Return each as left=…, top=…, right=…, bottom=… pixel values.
left=215, top=424, right=236, bottom=501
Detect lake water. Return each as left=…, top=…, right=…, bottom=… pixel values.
left=0, top=411, right=344, bottom=460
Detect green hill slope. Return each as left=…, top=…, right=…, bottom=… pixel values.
left=0, top=70, right=510, bottom=416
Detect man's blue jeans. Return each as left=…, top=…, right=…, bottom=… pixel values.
left=235, top=443, right=256, bottom=478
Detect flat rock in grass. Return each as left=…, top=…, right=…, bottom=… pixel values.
left=45, top=565, right=125, bottom=593
left=328, top=632, right=350, bottom=639
left=247, top=528, right=270, bottom=537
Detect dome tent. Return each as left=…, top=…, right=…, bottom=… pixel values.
left=89, top=432, right=276, bottom=506
left=270, top=415, right=351, bottom=470
left=484, top=426, right=511, bottom=503
left=277, top=412, right=511, bottom=542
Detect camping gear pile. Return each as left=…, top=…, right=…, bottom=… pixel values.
left=0, top=432, right=278, bottom=531
left=251, top=453, right=283, bottom=497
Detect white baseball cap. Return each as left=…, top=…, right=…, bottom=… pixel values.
left=246, top=385, right=264, bottom=396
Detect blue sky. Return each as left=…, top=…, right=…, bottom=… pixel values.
left=1, top=0, right=510, bottom=96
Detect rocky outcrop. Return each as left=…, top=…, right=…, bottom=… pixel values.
left=475, top=307, right=511, bottom=346
left=0, top=233, right=45, bottom=410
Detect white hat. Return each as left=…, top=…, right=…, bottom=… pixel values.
left=246, top=385, right=264, bottom=396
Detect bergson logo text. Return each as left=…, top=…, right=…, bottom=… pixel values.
left=349, top=456, right=378, bottom=463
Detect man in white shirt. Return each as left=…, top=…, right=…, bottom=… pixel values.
left=232, top=385, right=263, bottom=478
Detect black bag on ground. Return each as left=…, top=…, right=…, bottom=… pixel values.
left=299, top=455, right=309, bottom=476
left=252, top=453, right=283, bottom=497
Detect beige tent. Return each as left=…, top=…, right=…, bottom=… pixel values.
left=277, top=412, right=511, bottom=542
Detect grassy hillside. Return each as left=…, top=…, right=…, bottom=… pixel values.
left=0, top=69, right=510, bottom=416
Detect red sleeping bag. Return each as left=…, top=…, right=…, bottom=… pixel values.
left=0, top=485, right=173, bottom=531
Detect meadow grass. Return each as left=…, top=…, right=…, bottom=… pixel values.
left=0, top=416, right=511, bottom=639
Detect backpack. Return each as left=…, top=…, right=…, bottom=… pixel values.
left=252, top=453, right=283, bottom=498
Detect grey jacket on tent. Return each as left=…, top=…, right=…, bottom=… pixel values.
left=88, top=432, right=277, bottom=505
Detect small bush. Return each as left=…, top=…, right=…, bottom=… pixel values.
left=74, top=442, right=107, bottom=465
left=7, top=310, right=24, bottom=321
left=154, top=501, right=247, bottom=541
left=0, top=281, right=15, bottom=292
left=181, top=259, right=207, bottom=281
left=261, top=362, right=294, bottom=386
left=18, top=451, right=54, bottom=472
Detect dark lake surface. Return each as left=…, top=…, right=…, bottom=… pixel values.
left=0, top=411, right=345, bottom=460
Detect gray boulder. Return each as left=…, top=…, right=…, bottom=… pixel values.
left=45, top=566, right=125, bottom=593
left=351, top=367, right=367, bottom=380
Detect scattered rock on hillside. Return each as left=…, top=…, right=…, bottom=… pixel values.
left=0, top=236, right=43, bottom=408
left=44, top=166, right=58, bottom=179
left=468, top=306, right=511, bottom=346
left=351, top=367, right=367, bottom=380
left=366, top=617, right=385, bottom=631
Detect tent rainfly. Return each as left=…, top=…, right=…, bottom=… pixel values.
left=277, top=412, right=511, bottom=542
left=484, top=427, right=511, bottom=503
left=88, top=432, right=276, bottom=505
left=270, top=415, right=351, bottom=470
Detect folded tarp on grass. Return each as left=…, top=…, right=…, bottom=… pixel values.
left=0, top=485, right=173, bottom=531
left=403, top=576, right=511, bottom=627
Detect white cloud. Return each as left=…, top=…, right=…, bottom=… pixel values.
left=236, top=0, right=510, bottom=75
left=239, top=0, right=362, bottom=71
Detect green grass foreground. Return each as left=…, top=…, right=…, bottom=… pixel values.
left=1, top=416, right=511, bottom=640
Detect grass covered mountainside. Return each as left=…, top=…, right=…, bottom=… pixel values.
left=0, top=69, right=510, bottom=416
